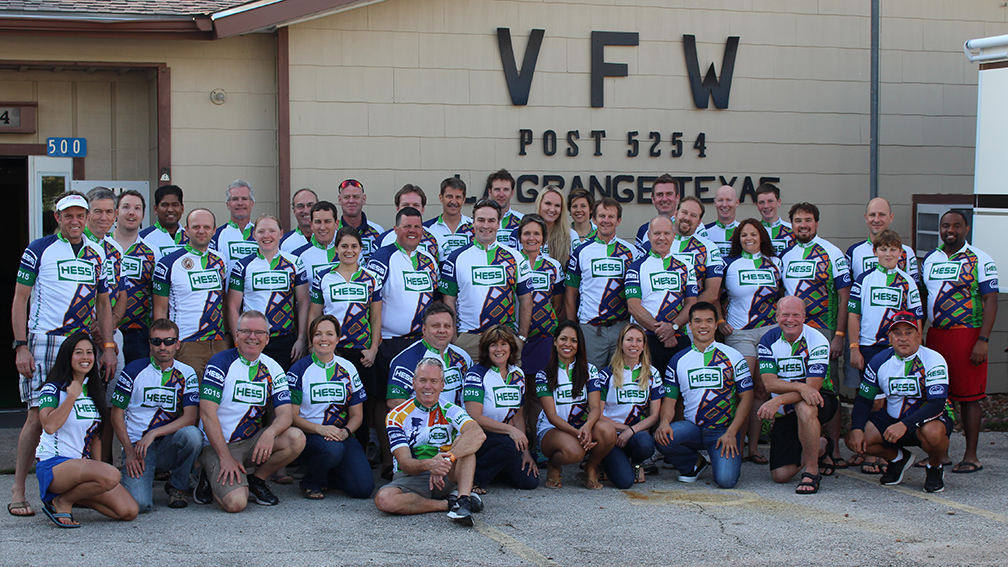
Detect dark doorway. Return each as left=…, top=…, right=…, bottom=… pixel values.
left=0, top=156, right=28, bottom=408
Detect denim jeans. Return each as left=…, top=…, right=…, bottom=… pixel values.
left=300, top=434, right=375, bottom=498
left=119, top=425, right=203, bottom=512
left=601, top=430, right=655, bottom=489
left=121, top=327, right=150, bottom=367
left=655, top=421, right=741, bottom=488
left=474, top=432, right=539, bottom=490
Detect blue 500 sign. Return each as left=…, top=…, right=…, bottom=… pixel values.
left=47, top=137, right=87, bottom=157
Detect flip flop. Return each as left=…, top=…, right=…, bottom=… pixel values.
left=795, top=472, right=822, bottom=494
left=861, top=460, right=883, bottom=475
left=545, top=469, right=562, bottom=489
left=575, top=471, right=603, bottom=490
left=7, top=500, right=34, bottom=517
left=269, top=472, right=295, bottom=485
left=952, top=461, right=984, bottom=474
left=744, top=454, right=768, bottom=465
left=41, top=501, right=79, bottom=528
left=847, top=455, right=866, bottom=467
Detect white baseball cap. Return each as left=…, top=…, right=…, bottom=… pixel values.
left=55, top=194, right=89, bottom=211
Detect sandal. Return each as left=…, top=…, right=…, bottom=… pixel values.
left=575, top=471, right=603, bottom=490
left=817, top=437, right=837, bottom=476
left=270, top=472, right=295, bottom=485
left=744, top=454, right=768, bottom=465
left=860, top=459, right=882, bottom=475
left=545, top=466, right=562, bottom=489
left=952, top=461, right=984, bottom=474
left=847, top=455, right=866, bottom=467
left=42, top=500, right=79, bottom=528
left=7, top=500, right=34, bottom=517
left=472, top=486, right=488, bottom=495
left=299, top=483, right=325, bottom=500
left=795, top=472, right=822, bottom=494
left=634, top=464, right=646, bottom=484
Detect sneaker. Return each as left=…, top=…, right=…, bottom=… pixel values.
left=365, top=441, right=381, bottom=468
left=924, top=464, right=945, bottom=493
left=677, top=458, right=709, bottom=483
left=447, top=495, right=474, bottom=526
left=469, top=493, right=484, bottom=513
left=248, top=475, right=279, bottom=506
left=193, top=470, right=212, bottom=505
left=165, top=483, right=189, bottom=509
left=880, top=449, right=910, bottom=486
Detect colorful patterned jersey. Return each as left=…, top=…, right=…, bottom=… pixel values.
left=506, top=227, right=579, bottom=259
left=310, top=264, right=381, bottom=349
left=598, top=364, right=663, bottom=426
left=365, top=243, right=439, bottom=339
left=535, top=361, right=600, bottom=428
left=846, top=240, right=919, bottom=284
left=230, top=251, right=299, bottom=336
left=704, top=220, right=739, bottom=257
left=386, top=398, right=473, bottom=470
left=762, top=218, right=795, bottom=256
left=664, top=342, right=752, bottom=427
left=36, top=380, right=102, bottom=461
left=287, top=353, right=365, bottom=428
left=780, top=236, right=852, bottom=330
left=153, top=245, right=226, bottom=342
left=462, top=363, right=526, bottom=424
left=722, top=253, right=782, bottom=330
left=279, top=228, right=309, bottom=255
left=667, top=233, right=724, bottom=296
left=625, top=251, right=698, bottom=330
left=522, top=253, right=564, bottom=339
left=210, top=221, right=257, bottom=289
left=440, top=242, right=531, bottom=333
left=921, top=243, right=999, bottom=329
left=200, top=349, right=290, bottom=444
left=111, top=358, right=199, bottom=443
left=378, top=227, right=440, bottom=263
left=496, top=209, right=524, bottom=246
left=139, top=222, right=187, bottom=262
left=636, top=219, right=709, bottom=255
left=387, top=339, right=473, bottom=405
left=566, top=236, right=636, bottom=324
left=860, top=346, right=950, bottom=421
left=113, top=237, right=155, bottom=331
left=339, top=213, right=383, bottom=263
left=758, top=325, right=831, bottom=410
left=570, top=222, right=597, bottom=251
left=424, top=214, right=474, bottom=261
left=17, top=232, right=109, bottom=336
left=294, top=236, right=339, bottom=287
left=85, top=229, right=122, bottom=303
left=848, top=266, right=923, bottom=346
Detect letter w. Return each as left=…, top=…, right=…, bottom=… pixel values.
left=497, top=28, right=545, bottom=106
left=683, top=35, right=739, bottom=109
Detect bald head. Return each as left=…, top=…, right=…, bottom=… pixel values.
left=776, top=295, right=807, bottom=341
left=648, top=215, right=675, bottom=256
left=714, top=185, right=739, bottom=223
left=778, top=295, right=805, bottom=314
left=865, top=197, right=894, bottom=238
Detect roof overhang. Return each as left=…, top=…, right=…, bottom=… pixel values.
left=210, top=0, right=386, bottom=38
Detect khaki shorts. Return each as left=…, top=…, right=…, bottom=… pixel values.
left=198, top=430, right=264, bottom=500
left=724, top=326, right=771, bottom=358
left=385, top=470, right=456, bottom=500
left=177, top=339, right=226, bottom=379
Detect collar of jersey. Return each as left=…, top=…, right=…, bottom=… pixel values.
left=762, top=218, right=782, bottom=228
left=716, top=220, right=737, bottom=229
left=310, top=235, right=335, bottom=250
left=154, top=220, right=184, bottom=241
left=413, top=398, right=438, bottom=412
left=875, top=264, right=896, bottom=275
left=473, top=239, right=498, bottom=252
left=311, top=352, right=338, bottom=369
left=937, top=242, right=969, bottom=258
left=228, top=220, right=253, bottom=240
left=421, top=339, right=450, bottom=365
left=690, top=342, right=717, bottom=354
left=150, top=358, right=177, bottom=382
left=558, top=359, right=573, bottom=371
left=594, top=233, right=618, bottom=246
left=395, top=242, right=421, bottom=269
left=741, top=251, right=761, bottom=260
left=796, top=238, right=817, bottom=249
left=522, top=250, right=546, bottom=269
left=340, top=212, right=371, bottom=233
left=83, top=227, right=104, bottom=243
left=238, top=352, right=261, bottom=367
left=294, top=227, right=307, bottom=238
left=893, top=348, right=921, bottom=363
left=255, top=250, right=283, bottom=269
left=184, top=243, right=208, bottom=257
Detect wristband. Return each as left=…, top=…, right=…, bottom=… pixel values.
left=979, top=336, right=990, bottom=343
left=103, top=342, right=116, bottom=349
left=850, top=343, right=859, bottom=349
left=446, top=452, right=457, bottom=463
left=717, top=319, right=726, bottom=325
left=834, top=331, right=845, bottom=337
left=629, top=426, right=635, bottom=435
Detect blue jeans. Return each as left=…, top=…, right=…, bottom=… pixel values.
left=656, top=421, right=741, bottom=488
left=474, top=432, right=538, bottom=490
left=300, top=434, right=375, bottom=498
left=119, top=426, right=203, bottom=512
left=601, top=430, right=655, bottom=489
left=121, top=328, right=150, bottom=366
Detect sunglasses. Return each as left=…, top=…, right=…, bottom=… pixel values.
left=339, top=179, right=363, bottom=191
left=149, top=337, right=178, bottom=346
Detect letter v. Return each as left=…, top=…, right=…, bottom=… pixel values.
left=497, top=28, right=545, bottom=106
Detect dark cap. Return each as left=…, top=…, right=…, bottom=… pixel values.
left=886, top=311, right=918, bottom=332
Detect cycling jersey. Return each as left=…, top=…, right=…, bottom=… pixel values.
left=667, top=233, right=724, bottom=296
left=762, top=218, right=795, bottom=255
left=36, top=380, right=101, bottom=460
left=229, top=251, right=299, bottom=336
left=440, top=241, right=531, bottom=333
left=625, top=251, right=698, bottom=330
left=111, top=358, right=199, bottom=443
left=279, top=227, right=309, bottom=255
left=85, top=228, right=122, bottom=304
left=704, top=220, right=739, bottom=257
left=365, top=243, right=439, bottom=339
left=496, top=209, right=524, bottom=246
left=387, top=339, right=472, bottom=404
left=17, top=232, right=109, bottom=336
left=722, top=252, right=782, bottom=330
left=846, top=239, right=919, bottom=283
left=200, top=349, right=290, bottom=444
left=780, top=236, right=852, bottom=330
left=310, top=264, right=381, bottom=349
left=287, top=353, right=366, bottom=427
left=848, top=266, right=923, bottom=346
left=757, top=325, right=832, bottom=409
left=566, top=236, right=636, bottom=324
left=294, top=236, right=339, bottom=288
left=139, top=222, right=187, bottom=261
left=636, top=220, right=708, bottom=255
left=113, top=237, right=155, bottom=331
left=534, top=361, right=601, bottom=428
left=424, top=214, right=474, bottom=261
left=506, top=227, right=579, bottom=259
left=210, top=221, right=257, bottom=288
left=152, top=245, right=226, bottom=342
left=921, top=243, right=999, bottom=329
left=665, top=342, right=752, bottom=427
left=598, top=364, right=663, bottom=425
left=387, top=398, right=473, bottom=470
left=522, top=253, right=564, bottom=339
left=570, top=223, right=597, bottom=251
left=855, top=346, right=950, bottom=426
left=378, top=227, right=440, bottom=262
left=462, top=363, right=525, bottom=424
left=339, top=213, right=383, bottom=263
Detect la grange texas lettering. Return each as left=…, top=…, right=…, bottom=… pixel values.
left=497, top=29, right=777, bottom=205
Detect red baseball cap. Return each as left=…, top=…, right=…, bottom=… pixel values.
left=886, top=310, right=918, bottom=332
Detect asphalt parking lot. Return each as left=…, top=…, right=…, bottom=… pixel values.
left=2, top=430, right=1008, bottom=566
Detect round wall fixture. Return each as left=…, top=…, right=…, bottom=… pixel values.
left=211, top=88, right=227, bottom=105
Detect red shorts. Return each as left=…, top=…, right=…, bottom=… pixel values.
left=925, top=326, right=987, bottom=402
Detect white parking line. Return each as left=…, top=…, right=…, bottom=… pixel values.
left=474, top=520, right=562, bottom=566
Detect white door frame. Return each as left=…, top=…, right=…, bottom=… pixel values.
left=28, top=156, right=73, bottom=241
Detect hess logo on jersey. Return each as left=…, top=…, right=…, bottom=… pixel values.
left=738, top=269, right=776, bottom=286
left=229, top=241, right=257, bottom=259
left=328, top=282, right=369, bottom=302
left=777, top=357, right=805, bottom=378
left=120, top=256, right=143, bottom=279
left=785, top=260, right=817, bottom=279
left=553, top=385, right=585, bottom=403
left=188, top=270, right=222, bottom=291
left=472, top=265, right=506, bottom=286
left=443, top=368, right=462, bottom=389
left=650, top=272, right=682, bottom=291
left=141, top=386, right=177, bottom=412
left=616, top=386, right=648, bottom=404
left=427, top=425, right=450, bottom=444
left=687, top=368, right=724, bottom=389
left=403, top=271, right=434, bottom=293
left=233, top=381, right=267, bottom=404
left=252, top=271, right=290, bottom=291
left=928, top=262, right=960, bottom=281
left=445, top=235, right=469, bottom=251
left=310, top=382, right=346, bottom=404
left=889, top=377, right=921, bottom=397
left=591, top=258, right=625, bottom=278
left=492, top=386, right=522, bottom=407
left=74, top=399, right=100, bottom=420
left=527, top=272, right=551, bottom=292
left=56, top=259, right=97, bottom=283
left=869, top=287, right=902, bottom=308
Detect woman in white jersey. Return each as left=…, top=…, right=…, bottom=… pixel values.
left=568, top=188, right=597, bottom=250
left=598, top=324, right=663, bottom=488
left=719, top=219, right=783, bottom=465
left=535, top=321, right=615, bottom=489
left=35, top=332, right=138, bottom=527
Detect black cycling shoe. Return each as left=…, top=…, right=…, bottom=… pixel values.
left=924, top=463, right=945, bottom=493
left=193, top=470, right=212, bottom=505
left=880, top=448, right=910, bottom=486
left=447, top=495, right=474, bottom=526
left=248, top=475, right=279, bottom=506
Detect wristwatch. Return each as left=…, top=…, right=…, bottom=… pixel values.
left=672, top=323, right=680, bottom=332
left=517, top=334, right=527, bottom=342
left=12, top=339, right=27, bottom=350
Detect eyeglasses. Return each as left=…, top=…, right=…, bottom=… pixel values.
left=237, top=329, right=269, bottom=337
left=339, top=179, right=363, bottom=191
left=293, top=202, right=317, bottom=211
left=149, top=337, right=178, bottom=346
